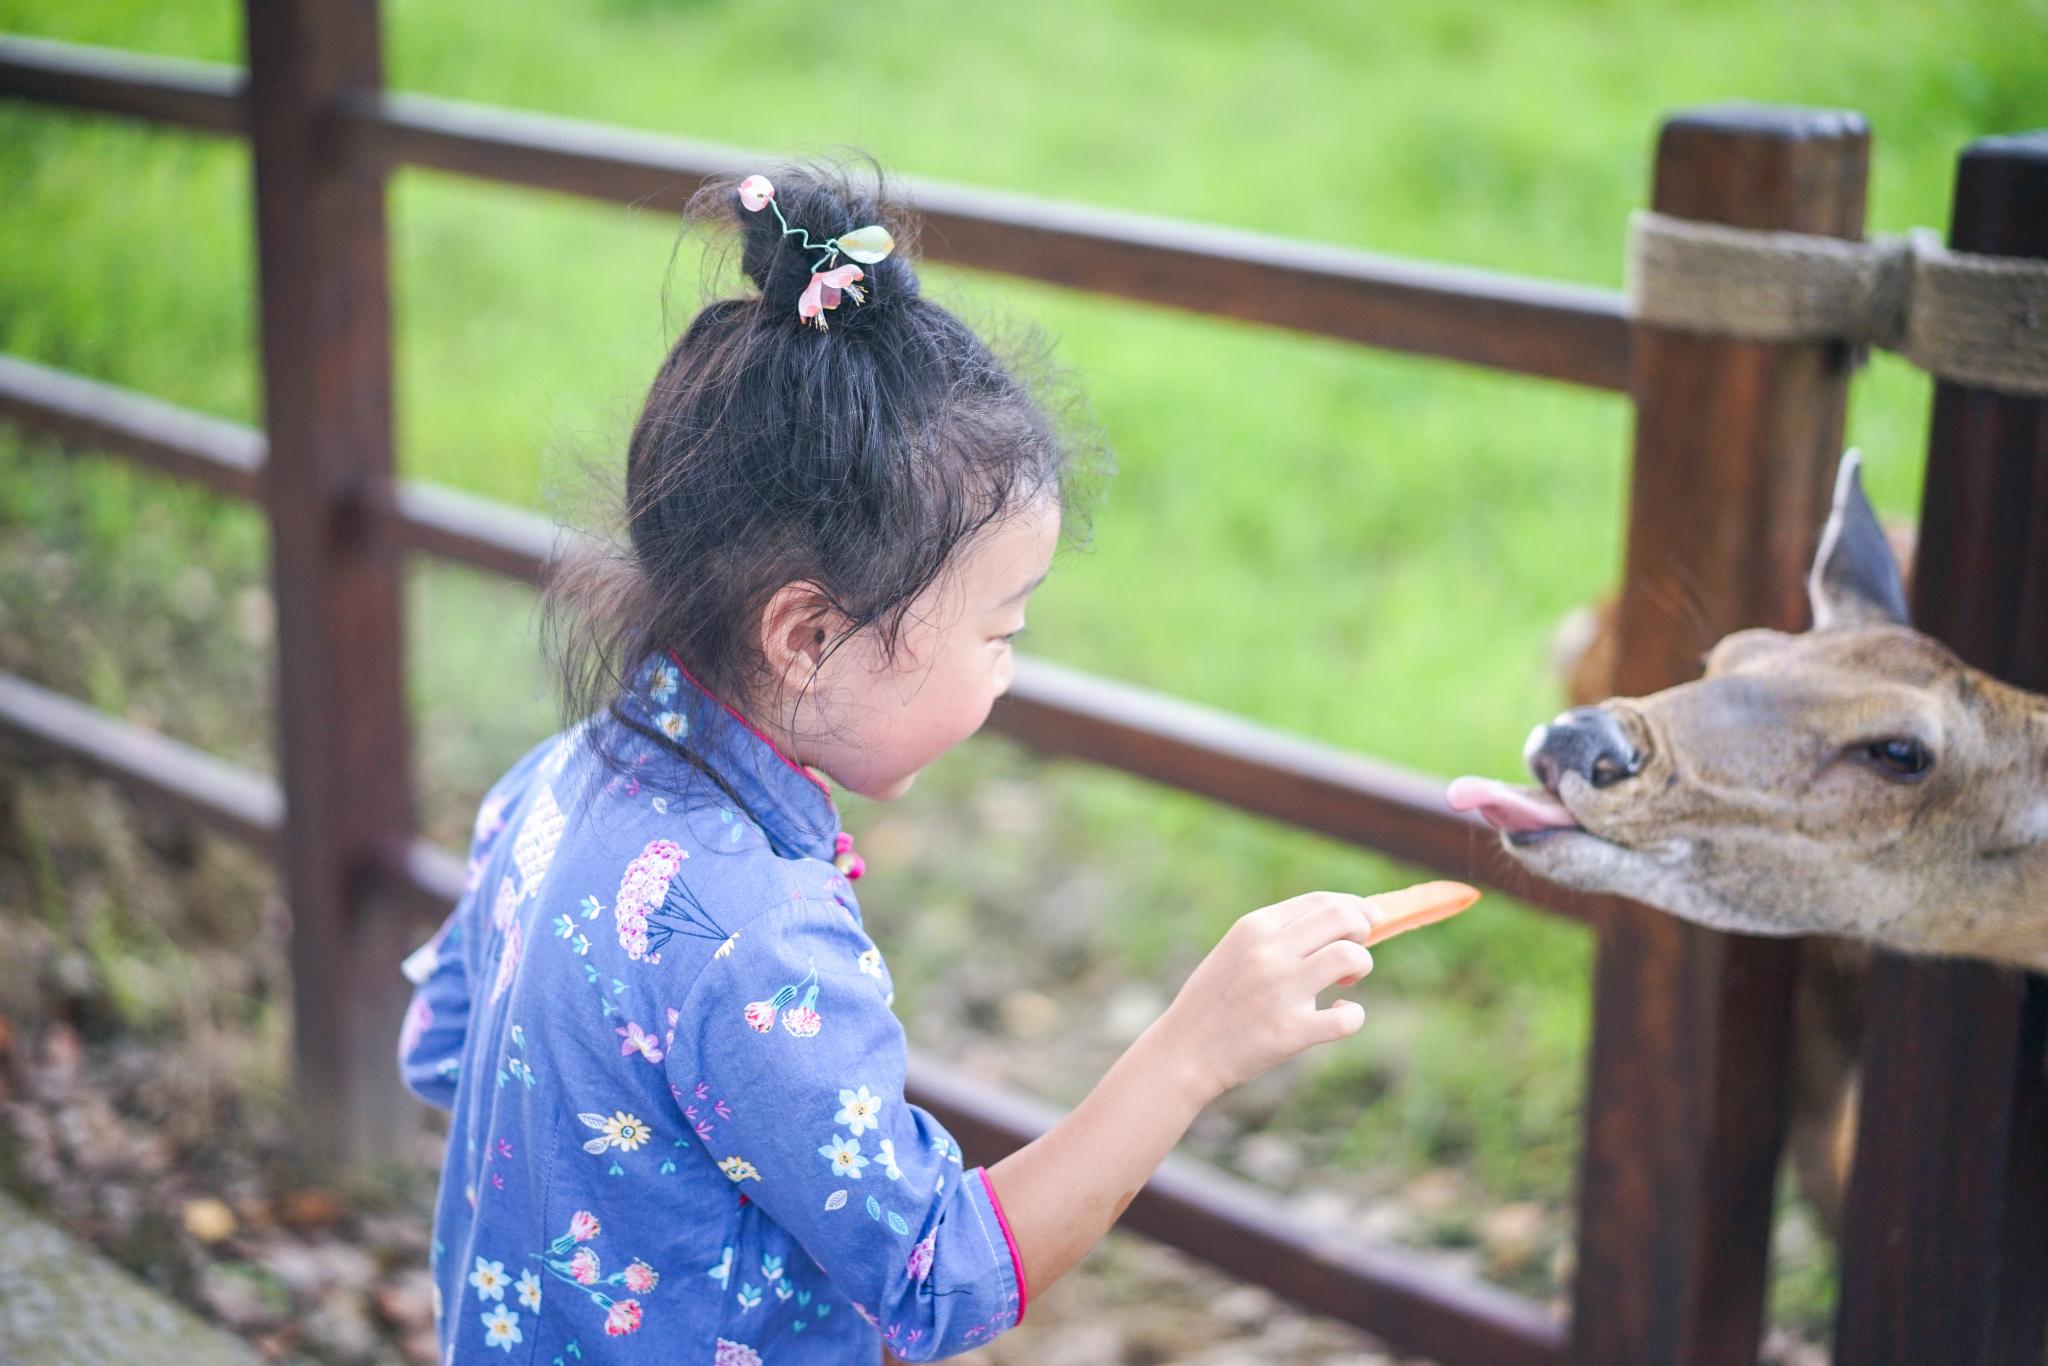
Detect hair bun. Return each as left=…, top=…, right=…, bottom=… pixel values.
left=727, top=162, right=919, bottom=333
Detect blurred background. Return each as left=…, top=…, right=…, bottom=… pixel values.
left=0, top=1, right=2039, bottom=1361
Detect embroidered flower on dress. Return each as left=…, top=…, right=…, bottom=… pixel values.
left=615, top=1021, right=664, bottom=1064
left=743, top=997, right=782, bottom=1033
left=399, top=996, right=432, bottom=1056
left=509, top=784, right=567, bottom=893
left=579, top=1109, right=652, bottom=1154
left=718, top=1156, right=761, bottom=1183
left=653, top=710, right=688, bottom=740
left=568, top=1210, right=601, bottom=1242
left=782, top=1000, right=822, bottom=1038
left=836, top=1086, right=883, bottom=1135
left=490, top=875, right=520, bottom=933
left=613, top=838, right=687, bottom=963
left=819, top=1133, right=869, bottom=1179
left=515, top=1269, right=542, bottom=1310
left=623, top=1259, right=660, bottom=1293
left=857, top=947, right=884, bottom=978
left=907, top=1232, right=936, bottom=1281
left=715, top=1341, right=764, bottom=1366
left=604, top=1298, right=644, bottom=1336
left=605, top=1111, right=649, bottom=1151
left=479, top=1303, right=522, bottom=1351
left=568, top=1246, right=602, bottom=1285
left=488, top=921, right=522, bottom=1004
left=473, top=792, right=509, bottom=844
left=469, top=1257, right=509, bottom=1301
left=877, top=1136, right=903, bottom=1181
left=648, top=661, right=679, bottom=703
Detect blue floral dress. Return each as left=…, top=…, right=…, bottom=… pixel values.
left=397, top=656, right=1026, bottom=1363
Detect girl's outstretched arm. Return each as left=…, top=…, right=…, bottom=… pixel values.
left=988, top=882, right=1477, bottom=1295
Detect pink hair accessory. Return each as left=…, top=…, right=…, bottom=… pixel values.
left=737, top=172, right=898, bottom=331
left=799, top=265, right=866, bottom=326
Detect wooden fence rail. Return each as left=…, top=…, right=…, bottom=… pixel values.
left=0, top=32, right=1631, bottom=391
left=0, top=351, right=1603, bottom=926
left=2, top=11, right=2041, bottom=1364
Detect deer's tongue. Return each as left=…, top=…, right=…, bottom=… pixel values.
left=1446, top=776, right=1580, bottom=835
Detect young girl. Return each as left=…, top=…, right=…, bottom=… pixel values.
left=397, top=162, right=1470, bottom=1363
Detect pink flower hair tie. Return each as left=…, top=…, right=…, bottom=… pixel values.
left=737, top=174, right=897, bottom=332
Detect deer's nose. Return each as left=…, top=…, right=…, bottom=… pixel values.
left=1525, top=707, right=1644, bottom=792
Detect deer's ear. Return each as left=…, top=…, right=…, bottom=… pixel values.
left=1808, top=449, right=1910, bottom=631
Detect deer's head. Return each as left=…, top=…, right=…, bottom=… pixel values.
left=1451, top=452, right=2048, bottom=969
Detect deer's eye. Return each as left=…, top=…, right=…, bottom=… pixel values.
left=1862, top=737, right=1934, bottom=779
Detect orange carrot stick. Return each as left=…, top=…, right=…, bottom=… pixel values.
left=1362, top=880, right=1481, bottom=946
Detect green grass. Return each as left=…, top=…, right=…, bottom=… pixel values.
left=3, top=0, right=2040, bottom=1336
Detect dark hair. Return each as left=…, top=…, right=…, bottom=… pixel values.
left=546, top=157, right=1103, bottom=794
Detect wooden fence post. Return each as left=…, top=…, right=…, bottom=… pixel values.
left=1832, top=131, right=2048, bottom=1366
left=1568, top=106, right=1869, bottom=1366
left=243, top=0, right=416, bottom=1172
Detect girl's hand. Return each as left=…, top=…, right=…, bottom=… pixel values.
left=1149, top=882, right=1480, bottom=1105
left=987, top=879, right=1475, bottom=1304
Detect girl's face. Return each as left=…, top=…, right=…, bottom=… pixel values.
left=782, top=497, right=1061, bottom=801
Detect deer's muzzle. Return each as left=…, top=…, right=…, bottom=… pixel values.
left=1527, top=706, right=1645, bottom=793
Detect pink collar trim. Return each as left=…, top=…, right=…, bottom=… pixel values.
left=664, top=650, right=833, bottom=799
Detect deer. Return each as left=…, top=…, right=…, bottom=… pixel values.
left=1448, top=449, right=2048, bottom=1226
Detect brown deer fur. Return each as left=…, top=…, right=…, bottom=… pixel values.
left=1507, top=452, right=2047, bottom=1228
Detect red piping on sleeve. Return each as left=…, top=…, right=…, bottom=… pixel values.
left=976, top=1167, right=1028, bottom=1324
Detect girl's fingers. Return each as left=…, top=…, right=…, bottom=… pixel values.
left=1300, top=939, right=1375, bottom=992
left=1311, top=998, right=1366, bottom=1041
left=1361, top=881, right=1481, bottom=946
left=1281, top=895, right=1377, bottom=952
left=1269, top=890, right=1344, bottom=930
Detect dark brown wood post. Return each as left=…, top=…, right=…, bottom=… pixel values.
left=1568, top=106, right=1869, bottom=1366
left=1832, top=132, right=2048, bottom=1366
left=244, top=0, right=417, bottom=1171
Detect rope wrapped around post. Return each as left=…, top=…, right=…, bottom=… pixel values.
left=1628, top=210, right=2048, bottom=397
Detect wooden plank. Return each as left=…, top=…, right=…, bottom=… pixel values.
left=1569, top=105, right=1870, bottom=1366
left=0, top=35, right=1632, bottom=390
left=392, top=479, right=559, bottom=587
left=0, top=33, right=244, bottom=132
left=0, top=354, right=262, bottom=499
left=0, top=354, right=559, bottom=583
left=994, top=658, right=1607, bottom=925
left=0, top=358, right=1607, bottom=924
left=0, top=669, right=468, bottom=939
left=0, top=671, right=282, bottom=854
left=1832, top=130, right=2048, bottom=1366
left=242, top=0, right=417, bottom=1173
left=334, top=88, right=1630, bottom=389
left=908, top=1058, right=1567, bottom=1366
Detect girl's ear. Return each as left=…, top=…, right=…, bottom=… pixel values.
left=758, top=581, right=836, bottom=689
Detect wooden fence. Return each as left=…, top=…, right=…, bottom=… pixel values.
left=2, top=7, right=2042, bottom=1363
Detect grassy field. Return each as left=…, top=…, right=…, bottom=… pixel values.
left=3, top=0, right=2039, bottom=1341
